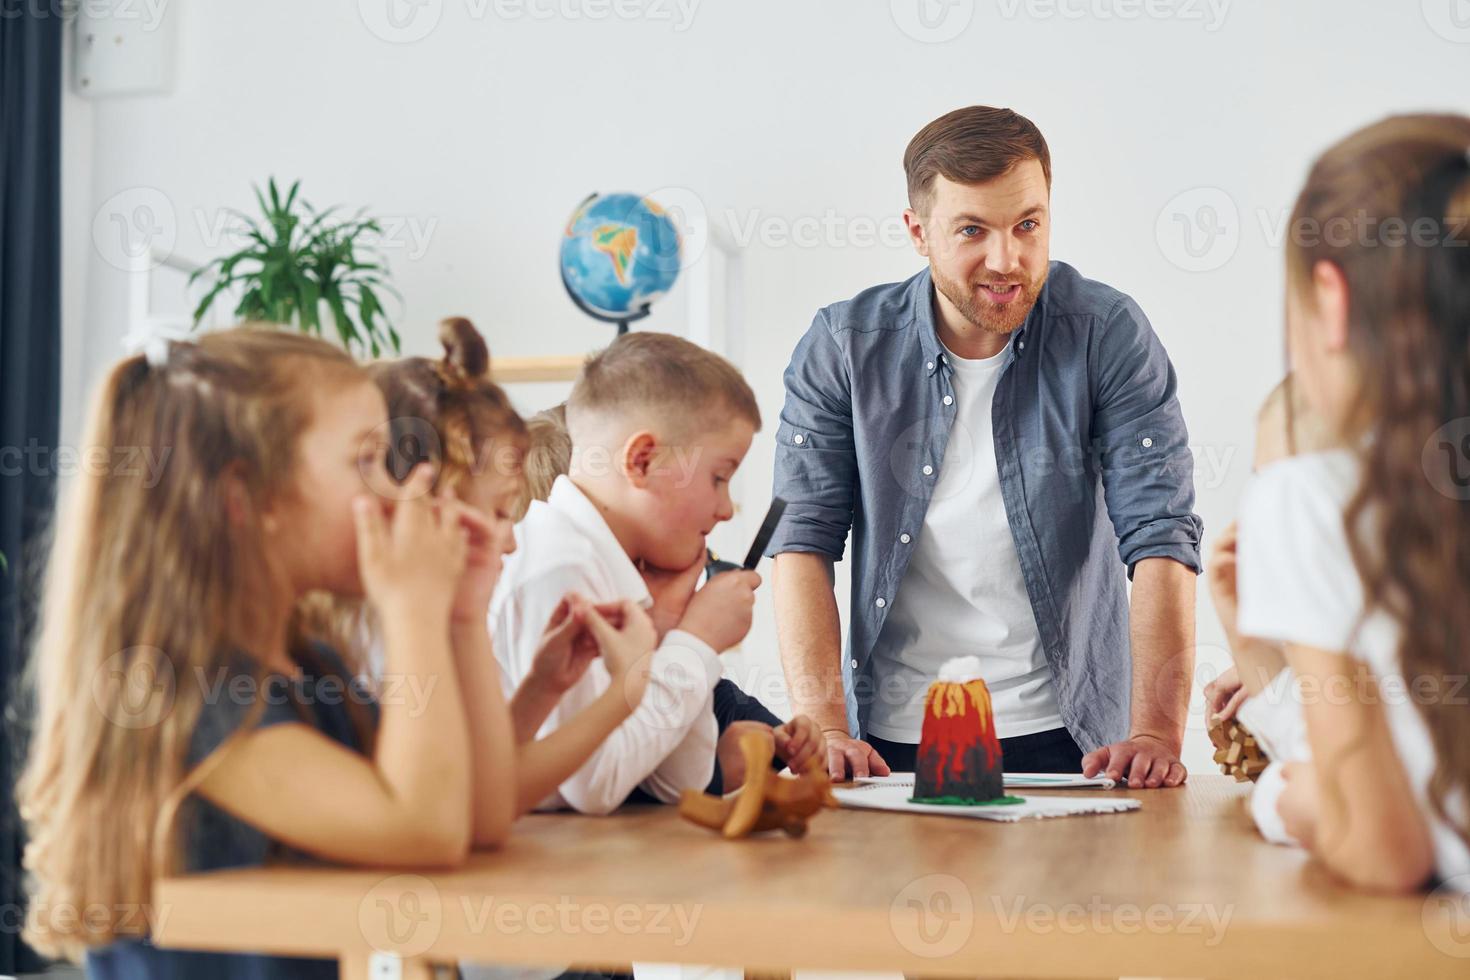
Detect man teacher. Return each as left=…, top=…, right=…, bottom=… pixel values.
left=765, top=105, right=1203, bottom=787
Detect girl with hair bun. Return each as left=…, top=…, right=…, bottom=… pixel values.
left=367, top=318, right=659, bottom=826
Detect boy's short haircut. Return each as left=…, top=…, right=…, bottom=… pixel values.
left=516, top=403, right=572, bottom=520
left=567, top=332, right=761, bottom=442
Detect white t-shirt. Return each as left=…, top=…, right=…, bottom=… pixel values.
left=1237, top=449, right=1470, bottom=884
left=1235, top=667, right=1308, bottom=845
left=866, top=337, right=1063, bottom=742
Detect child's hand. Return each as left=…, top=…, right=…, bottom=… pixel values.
left=582, top=599, right=657, bottom=710
left=1204, top=664, right=1248, bottom=725
left=773, top=714, right=821, bottom=773
left=676, top=570, right=760, bottom=653
left=354, top=466, right=466, bottom=621
left=527, top=594, right=601, bottom=694
left=448, top=502, right=500, bottom=625
left=717, top=721, right=775, bottom=793
left=1207, top=521, right=1241, bottom=641
left=640, top=558, right=705, bottom=641
left=1278, top=761, right=1319, bottom=848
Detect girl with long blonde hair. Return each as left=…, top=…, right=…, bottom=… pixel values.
left=19, top=327, right=508, bottom=975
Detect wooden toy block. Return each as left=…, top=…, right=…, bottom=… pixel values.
left=1206, top=714, right=1271, bottom=783
left=678, top=730, right=838, bottom=838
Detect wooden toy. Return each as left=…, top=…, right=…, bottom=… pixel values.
left=678, top=730, right=837, bottom=838
left=1208, top=716, right=1270, bottom=781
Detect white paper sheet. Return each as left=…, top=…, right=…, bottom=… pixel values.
left=833, top=781, right=1140, bottom=822
left=853, top=772, right=1117, bottom=790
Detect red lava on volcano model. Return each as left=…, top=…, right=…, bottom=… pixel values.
left=913, top=668, right=1006, bottom=804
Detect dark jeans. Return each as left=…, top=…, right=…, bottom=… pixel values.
left=868, top=726, right=1085, bottom=774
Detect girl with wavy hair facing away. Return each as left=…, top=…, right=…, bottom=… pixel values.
left=1227, top=114, right=1470, bottom=892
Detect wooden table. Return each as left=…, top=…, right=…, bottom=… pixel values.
left=153, top=776, right=1470, bottom=978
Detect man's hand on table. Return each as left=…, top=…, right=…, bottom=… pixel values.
left=1083, top=733, right=1187, bottom=788
left=822, top=729, right=891, bottom=781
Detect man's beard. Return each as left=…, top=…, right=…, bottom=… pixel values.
left=931, top=263, right=1047, bottom=335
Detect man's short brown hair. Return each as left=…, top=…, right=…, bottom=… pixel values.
left=904, top=106, right=1052, bottom=215
left=567, top=331, right=761, bottom=441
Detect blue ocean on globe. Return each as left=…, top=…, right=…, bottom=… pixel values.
left=560, top=192, right=682, bottom=319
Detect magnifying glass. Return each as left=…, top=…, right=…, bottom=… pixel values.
left=705, top=497, right=788, bottom=577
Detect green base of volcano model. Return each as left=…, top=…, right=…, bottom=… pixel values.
left=907, top=794, right=1025, bottom=807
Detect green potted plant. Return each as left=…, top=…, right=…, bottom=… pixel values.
left=190, top=178, right=402, bottom=357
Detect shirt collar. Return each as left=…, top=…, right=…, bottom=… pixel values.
left=912, top=265, right=1038, bottom=377
left=914, top=268, right=945, bottom=377
left=546, top=475, right=653, bottom=606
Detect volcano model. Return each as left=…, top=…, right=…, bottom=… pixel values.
left=911, top=656, right=1015, bottom=805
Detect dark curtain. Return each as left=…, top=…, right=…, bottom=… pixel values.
left=0, top=1, right=64, bottom=973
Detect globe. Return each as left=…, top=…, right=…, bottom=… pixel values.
left=559, top=192, right=682, bottom=326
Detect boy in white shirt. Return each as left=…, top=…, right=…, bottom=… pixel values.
left=492, top=332, right=814, bottom=814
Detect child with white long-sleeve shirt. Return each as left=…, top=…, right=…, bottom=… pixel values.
left=491, top=332, right=804, bottom=814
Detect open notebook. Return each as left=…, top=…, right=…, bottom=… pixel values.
left=854, top=773, right=1118, bottom=790
left=834, top=775, right=1139, bottom=822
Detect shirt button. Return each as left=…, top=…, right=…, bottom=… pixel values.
left=926, top=361, right=934, bottom=372
left=850, top=658, right=859, bottom=669
left=900, top=533, right=912, bottom=544
left=1142, top=437, right=1154, bottom=448
left=943, top=395, right=954, bottom=406
left=1018, top=340, right=1026, bottom=350
left=794, top=433, right=805, bottom=445
left=875, top=597, right=887, bottom=609
left=922, top=464, right=934, bottom=476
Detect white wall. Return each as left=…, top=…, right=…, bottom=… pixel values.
left=65, top=0, right=1470, bottom=770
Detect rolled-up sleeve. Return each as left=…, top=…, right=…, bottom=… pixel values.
left=1090, top=296, right=1203, bottom=577
left=766, top=310, right=858, bottom=561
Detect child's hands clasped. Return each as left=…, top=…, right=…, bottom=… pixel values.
left=528, top=593, right=607, bottom=694
left=582, top=599, right=658, bottom=709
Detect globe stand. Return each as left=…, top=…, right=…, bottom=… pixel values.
left=560, top=255, right=652, bottom=336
